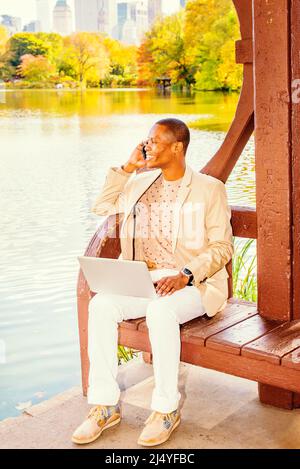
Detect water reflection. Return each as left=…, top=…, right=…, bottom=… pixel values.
left=0, top=89, right=255, bottom=420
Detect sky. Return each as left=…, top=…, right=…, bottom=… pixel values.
left=0, top=0, right=181, bottom=27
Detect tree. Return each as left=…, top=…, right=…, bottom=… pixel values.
left=60, top=33, right=110, bottom=87
left=0, top=25, right=8, bottom=56
left=103, top=37, right=137, bottom=86
left=216, top=13, right=243, bottom=90
left=138, top=0, right=242, bottom=91
left=137, top=40, right=154, bottom=86
left=184, top=0, right=233, bottom=50
left=35, top=32, right=64, bottom=66
left=0, top=25, right=14, bottom=81
left=103, top=37, right=137, bottom=75
left=8, top=33, right=51, bottom=68
left=185, top=0, right=242, bottom=90
left=18, top=54, right=56, bottom=82
left=138, top=12, right=197, bottom=87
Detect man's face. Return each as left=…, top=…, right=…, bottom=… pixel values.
left=144, top=124, right=179, bottom=169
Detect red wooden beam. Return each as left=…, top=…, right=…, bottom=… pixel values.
left=231, top=206, right=257, bottom=239
left=235, top=39, right=253, bottom=64
left=253, top=0, right=292, bottom=322
left=291, top=0, right=300, bottom=320
left=118, top=328, right=300, bottom=395
left=200, top=0, right=254, bottom=182
left=253, top=0, right=300, bottom=409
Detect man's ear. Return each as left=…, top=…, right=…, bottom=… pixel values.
left=174, top=142, right=184, bottom=153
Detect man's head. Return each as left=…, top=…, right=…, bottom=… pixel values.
left=144, top=118, right=190, bottom=170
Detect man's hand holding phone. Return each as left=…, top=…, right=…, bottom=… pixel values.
left=122, top=142, right=147, bottom=174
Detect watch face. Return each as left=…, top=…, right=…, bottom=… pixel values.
left=183, top=268, right=192, bottom=277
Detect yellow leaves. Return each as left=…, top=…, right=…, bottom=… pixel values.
left=217, top=40, right=243, bottom=90
left=1, top=1, right=242, bottom=90
left=61, top=32, right=110, bottom=83
left=18, top=54, right=56, bottom=82
left=137, top=0, right=242, bottom=90
left=103, top=37, right=137, bottom=74
left=0, top=25, right=9, bottom=56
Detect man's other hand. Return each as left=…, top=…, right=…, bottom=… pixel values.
left=154, top=273, right=189, bottom=296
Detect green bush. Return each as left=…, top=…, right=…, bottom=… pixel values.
left=233, top=238, right=257, bottom=302
left=118, top=346, right=138, bottom=365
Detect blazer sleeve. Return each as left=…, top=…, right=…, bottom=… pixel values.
left=185, top=180, right=233, bottom=284
left=91, top=167, right=132, bottom=217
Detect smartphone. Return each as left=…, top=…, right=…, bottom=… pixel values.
left=142, top=146, right=147, bottom=160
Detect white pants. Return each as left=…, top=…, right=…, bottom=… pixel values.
left=87, top=269, right=206, bottom=413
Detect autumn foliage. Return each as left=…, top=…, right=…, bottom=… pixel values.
left=0, top=0, right=242, bottom=91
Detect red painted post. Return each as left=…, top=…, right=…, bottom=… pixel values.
left=201, top=0, right=254, bottom=182
left=291, top=0, right=300, bottom=321
left=253, top=0, right=300, bottom=408
left=253, top=0, right=292, bottom=322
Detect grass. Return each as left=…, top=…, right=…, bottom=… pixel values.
left=118, top=238, right=257, bottom=363
left=233, top=237, right=257, bottom=302
left=118, top=345, right=138, bottom=365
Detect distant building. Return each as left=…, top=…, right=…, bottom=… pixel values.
left=36, top=0, right=51, bottom=32
left=0, top=15, right=22, bottom=35
left=117, top=0, right=148, bottom=45
left=97, top=0, right=118, bottom=38
left=134, top=0, right=148, bottom=42
left=148, top=0, right=162, bottom=26
left=74, top=0, right=118, bottom=38
left=74, top=0, right=97, bottom=32
left=23, top=21, right=40, bottom=33
left=121, top=7, right=137, bottom=45
left=53, top=0, right=73, bottom=36
left=117, top=2, right=128, bottom=40
left=119, top=0, right=147, bottom=44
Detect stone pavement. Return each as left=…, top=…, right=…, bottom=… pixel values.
left=1, top=359, right=300, bottom=449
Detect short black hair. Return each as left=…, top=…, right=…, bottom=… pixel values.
left=155, top=118, right=190, bottom=154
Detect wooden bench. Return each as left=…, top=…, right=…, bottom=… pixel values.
left=77, top=208, right=300, bottom=410
left=77, top=0, right=300, bottom=410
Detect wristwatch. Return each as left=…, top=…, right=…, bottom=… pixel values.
left=180, top=268, right=194, bottom=286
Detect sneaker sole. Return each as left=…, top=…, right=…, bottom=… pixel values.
left=72, top=416, right=121, bottom=445
left=137, top=417, right=181, bottom=447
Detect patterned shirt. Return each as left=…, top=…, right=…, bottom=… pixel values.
left=135, top=174, right=183, bottom=270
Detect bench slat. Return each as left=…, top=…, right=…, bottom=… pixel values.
left=242, top=321, right=300, bottom=364
left=118, top=299, right=253, bottom=332
left=134, top=298, right=257, bottom=345
left=180, top=299, right=258, bottom=346
left=281, top=347, right=300, bottom=370
left=205, top=315, right=279, bottom=355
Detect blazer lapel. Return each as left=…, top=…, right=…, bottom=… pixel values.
left=122, top=168, right=162, bottom=228
left=172, top=165, right=193, bottom=253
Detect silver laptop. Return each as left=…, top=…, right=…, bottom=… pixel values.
left=77, top=256, right=157, bottom=298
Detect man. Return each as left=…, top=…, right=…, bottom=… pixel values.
left=72, top=118, right=233, bottom=446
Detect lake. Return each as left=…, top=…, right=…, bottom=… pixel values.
left=0, top=88, right=255, bottom=420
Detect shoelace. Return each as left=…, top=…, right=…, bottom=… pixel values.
left=88, top=405, right=108, bottom=422
left=145, top=410, right=178, bottom=426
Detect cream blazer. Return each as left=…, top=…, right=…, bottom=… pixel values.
left=92, top=165, right=233, bottom=317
